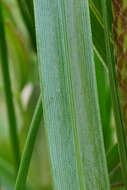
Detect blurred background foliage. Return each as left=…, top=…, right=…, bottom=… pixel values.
left=0, top=0, right=52, bottom=189
left=0, top=0, right=125, bottom=189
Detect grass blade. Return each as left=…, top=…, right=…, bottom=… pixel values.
left=14, top=95, right=42, bottom=190
left=0, top=157, right=33, bottom=190
left=90, top=2, right=107, bottom=64
left=34, top=0, right=110, bottom=189
left=95, top=52, right=112, bottom=151
left=89, top=0, right=113, bottom=67
left=24, top=0, right=34, bottom=25
left=107, top=144, right=120, bottom=173
left=110, top=164, right=123, bottom=188
left=0, top=157, right=15, bottom=187
left=100, top=0, right=127, bottom=188
left=5, top=21, right=30, bottom=91
left=90, top=0, right=102, bottom=18
left=16, top=0, right=36, bottom=50
left=0, top=2, right=20, bottom=171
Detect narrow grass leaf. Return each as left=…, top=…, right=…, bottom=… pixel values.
left=0, top=157, right=15, bottom=187
left=4, top=21, right=30, bottom=91
left=1, top=0, right=16, bottom=26
left=0, top=2, right=20, bottom=171
left=15, top=95, right=42, bottom=190
left=89, top=0, right=113, bottom=66
left=95, top=52, right=112, bottom=151
left=107, top=144, right=120, bottom=173
left=0, top=158, right=33, bottom=190
left=110, top=164, right=123, bottom=187
left=100, top=0, right=127, bottom=188
left=34, top=0, right=110, bottom=189
left=16, top=0, right=36, bottom=50
left=24, top=0, right=35, bottom=26
left=90, top=3, right=107, bottom=63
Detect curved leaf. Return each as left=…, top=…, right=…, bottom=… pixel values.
left=4, top=21, right=30, bottom=91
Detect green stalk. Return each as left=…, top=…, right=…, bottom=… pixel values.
left=0, top=2, right=20, bottom=171
left=100, top=0, right=127, bottom=188
left=34, top=0, right=110, bottom=189
left=14, top=95, right=42, bottom=190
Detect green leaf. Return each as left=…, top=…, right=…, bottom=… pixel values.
left=1, top=0, right=31, bottom=92
left=1, top=0, right=16, bottom=26
left=100, top=0, right=127, bottom=188
left=107, top=144, right=120, bottom=173
left=16, top=0, right=36, bottom=50
left=90, top=2, right=107, bottom=64
left=20, top=85, right=40, bottom=150
left=23, top=0, right=35, bottom=25
left=95, top=51, right=112, bottom=151
left=90, top=0, right=102, bottom=18
left=0, top=157, right=33, bottom=190
left=34, top=0, right=110, bottom=189
left=15, top=96, right=42, bottom=190
left=107, top=145, right=124, bottom=188
left=0, top=1, right=20, bottom=171
left=110, top=164, right=123, bottom=187
left=4, top=21, right=30, bottom=91
left=89, top=0, right=113, bottom=65
left=0, top=157, right=15, bottom=188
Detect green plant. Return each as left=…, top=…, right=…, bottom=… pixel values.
left=0, top=0, right=127, bottom=189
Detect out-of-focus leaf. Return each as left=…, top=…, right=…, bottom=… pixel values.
left=2, top=0, right=16, bottom=26
left=0, top=157, right=33, bottom=190
left=0, top=157, right=15, bottom=189
left=1, top=0, right=30, bottom=91
left=19, top=84, right=40, bottom=149
left=111, top=186, right=124, bottom=190
left=16, top=0, right=36, bottom=50
left=0, top=2, right=20, bottom=170
left=4, top=21, right=30, bottom=91
left=100, top=0, right=127, bottom=188
left=90, top=0, right=102, bottom=18
left=107, top=144, right=120, bottom=173
left=90, top=4, right=106, bottom=64
left=89, top=0, right=113, bottom=65
left=23, top=0, right=35, bottom=26
left=95, top=52, right=112, bottom=151
left=15, top=96, right=42, bottom=189
left=110, top=164, right=123, bottom=187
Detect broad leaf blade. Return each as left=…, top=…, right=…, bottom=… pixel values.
left=34, top=0, right=110, bottom=189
